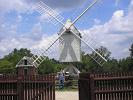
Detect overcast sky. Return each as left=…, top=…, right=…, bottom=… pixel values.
left=0, top=0, right=132, bottom=59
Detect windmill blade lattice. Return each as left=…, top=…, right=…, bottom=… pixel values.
left=31, top=40, right=60, bottom=67
left=71, top=0, right=98, bottom=27
left=31, top=49, right=47, bottom=67
left=31, top=29, right=66, bottom=67
left=81, top=44, right=107, bottom=66
left=34, top=1, right=64, bottom=26
left=71, top=30, right=107, bottom=66
left=82, top=33, right=107, bottom=66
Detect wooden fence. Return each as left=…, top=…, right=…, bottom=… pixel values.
left=79, top=72, right=133, bottom=100
left=0, top=74, right=55, bottom=100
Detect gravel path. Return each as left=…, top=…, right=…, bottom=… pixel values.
left=56, top=91, right=79, bottom=100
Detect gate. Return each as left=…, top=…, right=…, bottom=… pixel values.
left=0, top=74, right=55, bottom=100
left=79, top=72, right=133, bottom=100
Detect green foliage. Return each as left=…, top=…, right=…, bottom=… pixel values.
left=38, top=57, right=55, bottom=74
left=118, top=57, right=133, bottom=71
left=38, top=57, right=64, bottom=74
left=80, top=46, right=111, bottom=72
left=129, top=44, right=133, bottom=58
left=0, top=60, right=14, bottom=73
left=0, top=43, right=133, bottom=74
left=94, top=46, right=111, bottom=60
left=4, top=48, right=33, bottom=66
left=103, top=58, right=119, bottom=72
left=0, top=48, right=33, bottom=74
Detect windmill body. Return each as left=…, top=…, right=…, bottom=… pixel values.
left=59, top=20, right=81, bottom=62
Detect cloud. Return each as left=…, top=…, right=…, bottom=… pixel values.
left=0, top=19, right=43, bottom=58
left=30, top=34, right=57, bottom=49
left=80, top=1, right=133, bottom=59
left=17, top=15, right=23, bottom=22
left=30, top=23, right=43, bottom=40
left=0, top=37, right=36, bottom=57
left=0, top=0, right=29, bottom=14
left=94, top=18, right=101, bottom=25
left=27, top=0, right=86, bottom=9
left=0, top=33, right=59, bottom=59
left=0, top=24, right=17, bottom=39
left=0, top=0, right=87, bottom=16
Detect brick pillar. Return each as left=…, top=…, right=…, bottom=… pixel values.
left=17, top=76, right=24, bottom=100
left=28, top=66, right=38, bottom=75
left=17, top=67, right=24, bottom=76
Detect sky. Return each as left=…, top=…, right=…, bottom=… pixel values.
left=0, top=0, right=133, bottom=59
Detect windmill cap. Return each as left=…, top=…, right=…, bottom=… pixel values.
left=64, top=19, right=72, bottom=29
left=66, top=19, right=71, bottom=22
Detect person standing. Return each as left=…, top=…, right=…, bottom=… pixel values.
left=59, top=73, right=65, bottom=89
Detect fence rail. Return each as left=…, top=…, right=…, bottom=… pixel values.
left=79, top=72, right=133, bottom=100
left=0, top=74, right=55, bottom=100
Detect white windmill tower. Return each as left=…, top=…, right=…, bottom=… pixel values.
left=25, top=0, right=107, bottom=70
left=59, top=19, right=82, bottom=62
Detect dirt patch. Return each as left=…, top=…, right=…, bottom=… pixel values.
left=56, top=91, right=79, bottom=100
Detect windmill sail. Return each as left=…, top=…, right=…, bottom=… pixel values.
left=70, top=29, right=107, bottom=66
left=34, top=1, right=65, bottom=26
left=31, top=28, right=67, bottom=67
left=31, top=49, right=47, bottom=67
left=81, top=33, right=107, bottom=66
left=71, top=0, right=98, bottom=27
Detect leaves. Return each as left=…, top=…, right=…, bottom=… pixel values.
left=0, top=48, right=33, bottom=74
left=0, top=43, right=133, bottom=74
left=129, top=44, right=133, bottom=58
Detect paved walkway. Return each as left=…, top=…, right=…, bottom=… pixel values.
left=56, top=91, right=78, bottom=100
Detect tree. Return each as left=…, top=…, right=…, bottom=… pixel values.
left=38, top=57, right=56, bottom=74
left=0, top=60, right=14, bottom=74
left=0, top=48, right=33, bottom=74
left=118, top=43, right=133, bottom=71
left=0, top=44, right=132, bottom=74
left=0, top=48, right=64, bottom=74
left=128, top=43, right=133, bottom=70
left=129, top=44, right=133, bottom=58
left=118, top=57, right=132, bottom=71
left=90, top=46, right=111, bottom=72
left=94, top=46, right=111, bottom=60
left=5, top=48, right=33, bottom=66
left=78, top=47, right=112, bottom=72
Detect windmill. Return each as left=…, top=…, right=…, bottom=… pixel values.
left=29, top=0, right=107, bottom=68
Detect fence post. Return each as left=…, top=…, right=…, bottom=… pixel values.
left=90, top=74, right=95, bottom=100
left=17, top=76, right=24, bottom=100
left=53, top=74, right=55, bottom=100
left=78, top=73, right=91, bottom=100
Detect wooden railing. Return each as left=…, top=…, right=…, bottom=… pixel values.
left=0, top=74, right=55, bottom=100
left=79, top=72, right=133, bottom=100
